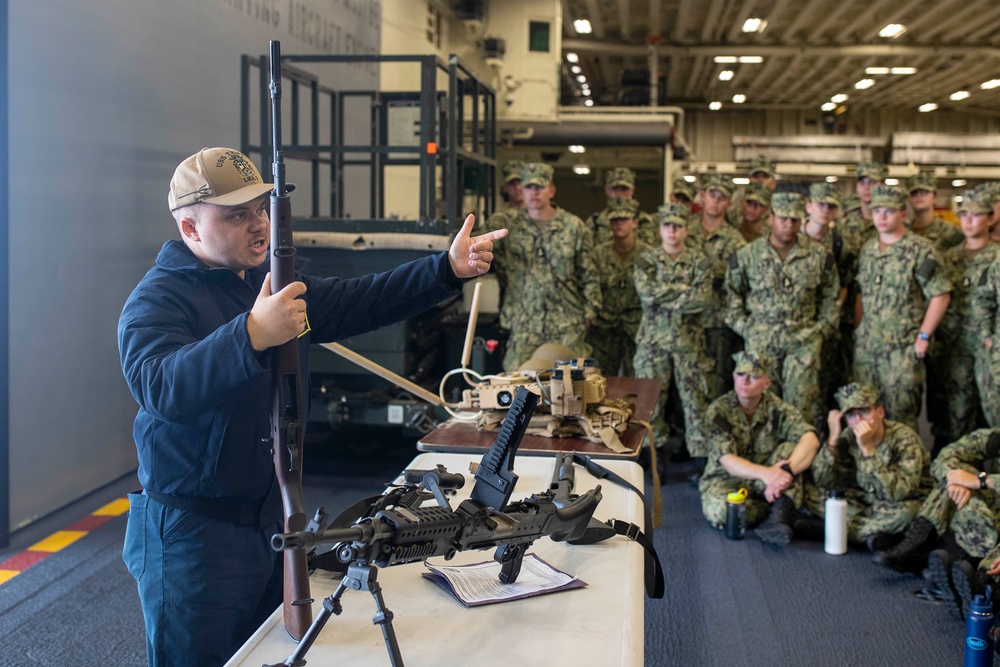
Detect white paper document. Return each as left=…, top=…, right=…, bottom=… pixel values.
left=421, top=553, right=586, bottom=607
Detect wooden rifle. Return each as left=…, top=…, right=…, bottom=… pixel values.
left=268, top=38, right=312, bottom=641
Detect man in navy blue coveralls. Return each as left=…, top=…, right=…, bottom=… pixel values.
left=118, top=147, right=507, bottom=666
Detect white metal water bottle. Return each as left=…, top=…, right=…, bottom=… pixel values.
left=825, top=489, right=847, bottom=555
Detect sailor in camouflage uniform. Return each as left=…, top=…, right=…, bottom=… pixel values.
left=670, top=176, right=697, bottom=211
left=804, top=383, right=933, bottom=549
left=726, top=192, right=841, bottom=425
left=698, top=352, right=821, bottom=546
left=587, top=198, right=650, bottom=376
left=905, top=171, right=965, bottom=252
left=875, top=428, right=1000, bottom=578
left=843, top=161, right=887, bottom=248
left=972, top=187, right=1000, bottom=429
left=853, top=185, right=952, bottom=431
left=588, top=167, right=657, bottom=247
left=483, top=160, right=524, bottom=233
left=491, top=162, right=602, bottom=371
left=934, top=190, right=1000, bottom=442
left=728, top=182, right=772, bottom=242
left=803, top=182, right=858, bottom=408
left=632, top=203, right=713, bottom=457
left=691, top=175, right=747, bottom=398
left=727, top=157, right=776, bottom=228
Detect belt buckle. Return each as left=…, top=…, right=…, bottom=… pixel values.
left=625, top=523, right=641, bottom=541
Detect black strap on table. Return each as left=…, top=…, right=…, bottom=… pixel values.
left=570, top=453, right=664, bottom=599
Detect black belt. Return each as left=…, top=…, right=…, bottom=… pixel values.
left=145, top=489, right=270, bottom=528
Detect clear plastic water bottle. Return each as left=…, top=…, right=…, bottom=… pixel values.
left=725, top=488, right=747, bottom=540
left=964, top=589, right=994, bottom=667
left=824, top=489, right=847, bottom=555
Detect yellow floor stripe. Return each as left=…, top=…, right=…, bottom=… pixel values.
left=93, top=498, right=130, bottom=516
left=29, top=530, right=87, bottom=553
left=0, top=570, right=18, bottom=584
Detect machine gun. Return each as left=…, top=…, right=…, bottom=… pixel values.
left=266, top=387, right=604, bottom=667
left=267, top=39, right=312, bottom=642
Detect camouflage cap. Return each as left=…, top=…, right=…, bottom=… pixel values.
left=607, top=197, right=640, bottom=220
left=809, top=182, right=842, bottom=206
left=501, top=160, right=525, bottom=183
left=520, top=162, right=553, bottom=187
left=771, top=192, right=806, bottom=219
left=974, top=182, right=1000, bottom=200
left=842, top=193, right=862, bottom=213
left=672, top=177, right=696, bottom=200
left=656, top=202, right=690, bottom=227
left=870, top=184, right=908, bottom=209
left=856, top=161, right=888, bottom=181
left=605, top=167, right=636, bottom=188
left=906, top=171, right=936, bottom=193
left=960, top=189, right=995, bottom=214
left=732, top=351, right=772, bottom=377
left=834, top=382, right=880, bottom=413
left=748, top=156, right=775, bottom=177
left=701, top=174, right=734, bottom=198
left=743, top=182, right=773, bottom=206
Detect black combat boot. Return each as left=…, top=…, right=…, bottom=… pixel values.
left=873, top=517, right=938, bottom=572
left=951, top=557, right=984, bottom=619
left=792, top=514, right=825, bottom=542
left=927, top=549, right=963, bottom=619
left=756, top=495, right=795, bottom=546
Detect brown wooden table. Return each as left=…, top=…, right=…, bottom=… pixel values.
left=417, top=376, right=662, bottom=460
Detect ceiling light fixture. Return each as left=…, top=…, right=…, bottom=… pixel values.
left=709, top=101, right=723, bottom=110
left=566, top=52, right=579, bottom=64
left=582, top=89, right=591, bottom=96
left=572, top=164, right=591, bottom=175
left=732, top=94, right=747, bottom=103
left=719, top=70, right=735, bottom=81
left=952, top=179, right=967, bottom=187
left=825, top=176, right=838, bottom=183
left=733, top=177, right=750, bottom=185
left=568, top=145, right=586, bottom=154
left=884, top=178, right=899, bottom=185
left=866, top=67, right=890, bottom=75
left=573, top=19, right=592, bottom=34
left=821, top=102, right=837, bottom=111
left=571, top=65, right=582, bottom=74
left=831, top=93, right=848, bottom=104
left=950, top=90, right=970, bottom=101
left=713, top=56, right=739, bottom=63
left=684, top=175, right=697, bottom=183
left=584, top=99, right=594, bottom=107
left=738, top=56, right=764, bottom=63
left=576, top=74, right=586, bottom=83
left=855, top=79, right=875, bottom=89
left=981, top=79, right=1000, bottom=89
left=918, top=102, right=938, bottom=112
left=741, top=18, right=767, bottom=33
left=879, top=23, right=906, bottom=38
left=955, top=195, right=964, bottom=203
left=891, top=67, right=917, bottom=75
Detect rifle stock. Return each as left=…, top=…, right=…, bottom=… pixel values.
left=268, top=38, right=312, bottom=642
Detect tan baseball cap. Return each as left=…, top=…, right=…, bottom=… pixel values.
left=168, top=147, right=276, bottom=211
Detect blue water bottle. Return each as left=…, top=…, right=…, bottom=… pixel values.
left=964, top=588, right=994, bottom=667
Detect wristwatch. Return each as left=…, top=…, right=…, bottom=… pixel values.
left=918, top=331, right=930, bottom=341
left=980, top=471, right=988, bottom=490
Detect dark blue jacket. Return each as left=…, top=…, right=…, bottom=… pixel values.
left=118, top=240, right=461, bottom=501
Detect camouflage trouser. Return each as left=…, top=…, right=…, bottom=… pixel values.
left=502, top=325, right=592, bottom=372
left=746, top=332, right=823, bottom=426
left=587, top=326, right=636, bottom=377
left=803, top=483, right=921, bottom=542
left=937, top=349, right=982, bottom=442
left=853, top=342, right=923, bottom=432
left=975, top=348, right=1000, bottom=428
left=978, top=543, right=1000, bottom=571
left=699, top=441, right=802, bottom=528
left=633, top=347, right=711, bottom=456
left=917, top=485, right=999, bottom=558
left=705, top=327, right=742, bottom=399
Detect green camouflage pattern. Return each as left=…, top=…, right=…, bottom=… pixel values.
left=805, top=420, right=932, bottom=541
left=728, top=205, right=772, bottom=242
left=854, top=233, right=952, bottom=429
left=843, top=208, right=877, bottom=247
left=973, top=257, right=1000, bottom=428
left=656, top=202, right=690, bottom=227
left=961, top=188, right=995, bottom=213
left=834, top=382, right=880, bottom=412
left=907, top=216, right=964, bottom=252
left=870, top=184, right=908, bottom=209
left=809, top=182, right=842, bottom=206
left=672, top=177, right=697, bottom=201
left=605, top=167, right=636, bottom=187
left=606, top=197, right=640, bottom=219
left=700, top=174, right=734, bottom=199
left=688, top=219, right=746, bottom=329
left=633, top=245, right=714, bottom=453
left=905, top=171, right=936, bottom=193
left=587, top=239, right=652, bottom=375
left=590, top=206, right=657, bottom=246
left=491, top=206, right=601, bottom=370
left=501, top=160, right=525, bottom=183
left=519, top=162, right=553, bottom=187
left=771, top=192, right=806, bottom=219
left=856, top=161, right=888, bottom=181
left=748, top=156, right=775, bottom=177
left=699, top=390, right=816, bottom=527
left=743, top=182, right=773, bottom=206
left=842, top=193, right=862, bottom=214
left=732, top=350, right=772, bottom=377
left=726, top=235, right=840, bottom=422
